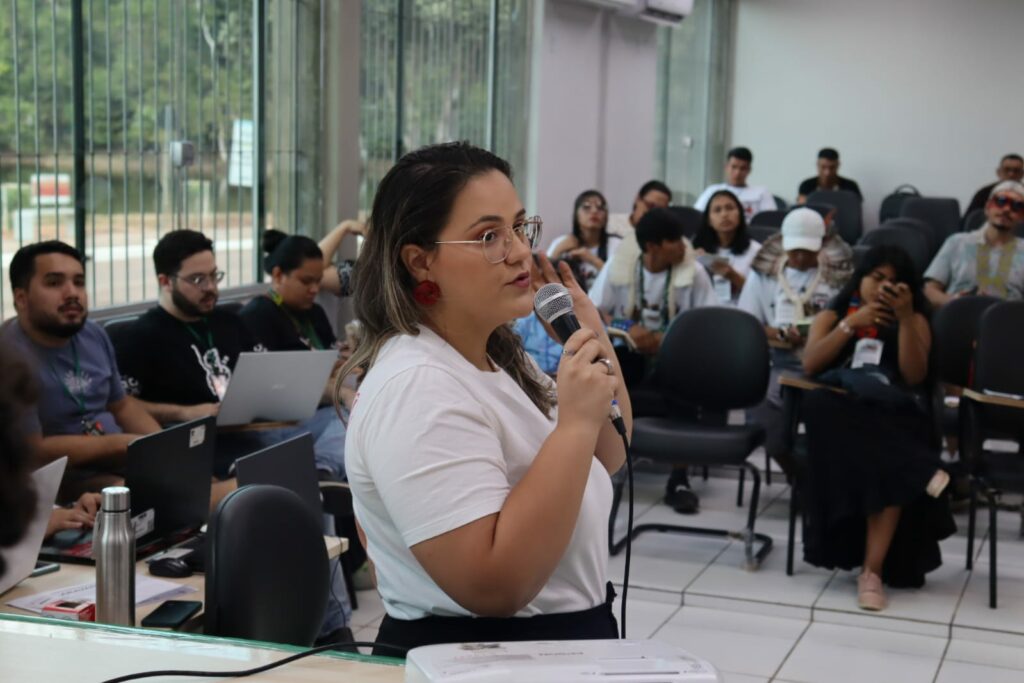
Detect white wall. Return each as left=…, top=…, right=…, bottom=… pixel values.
left=530, top=1, right=659, bottom=247
left=729, top=0, right=1024, bottom=230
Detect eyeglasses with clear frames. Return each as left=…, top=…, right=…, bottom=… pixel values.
left=435, top=216, right=543, bottom=264
left=173, top=270, right=226, bottom=290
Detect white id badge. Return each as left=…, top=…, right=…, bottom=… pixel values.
left=852, top=338, right=884, bottom=369
left=641, top=307, right=662, bottom=331
left=713, top=275, right=732, bottom=302
left=775, top=299, right=798, bottom=327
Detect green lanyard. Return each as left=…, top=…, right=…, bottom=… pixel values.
left=268, top=290, right=324, bottom=350
left=47, top=338, right=86, bottom=417
left=183, top=320, right=215, bottom=350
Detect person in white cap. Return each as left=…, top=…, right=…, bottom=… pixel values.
left=924, top=179, right=1024, bottom=306
left=738, top=207, right=853, bottom=475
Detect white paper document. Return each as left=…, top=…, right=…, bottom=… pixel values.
left=5, top=574, right=196, bottom=614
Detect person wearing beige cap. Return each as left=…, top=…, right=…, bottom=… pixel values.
left=924, top=180, right=1024, bottom=306
left=738, top=207, right=853, bottom=475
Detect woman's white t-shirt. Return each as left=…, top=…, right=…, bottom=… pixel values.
left=344, top=326, right=613, bottom=621
left=705, top=240, right=761, bottom=305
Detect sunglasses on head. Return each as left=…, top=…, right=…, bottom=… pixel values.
left=992, top=194, right=1024, bottom=213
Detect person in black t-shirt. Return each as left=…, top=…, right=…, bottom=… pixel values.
left=796, top=148, right=862, bottom=203
left=241, top=230, right=344, bottom=408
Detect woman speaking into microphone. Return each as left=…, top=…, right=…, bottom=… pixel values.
left=340, top=142, right=632, bottom=654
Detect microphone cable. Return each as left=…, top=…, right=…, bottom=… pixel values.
left=610, top=414, right=633, bottom=640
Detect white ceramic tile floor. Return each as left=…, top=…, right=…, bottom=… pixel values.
left=346, top=473, right=1024, bottom=681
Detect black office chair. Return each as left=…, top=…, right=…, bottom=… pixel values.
left=851, top=244, right=871, bottom=269
left=880, top=217, right=942, bottom=260
left=930, top=296, right=1001, bottom=441
left=216, top=301, right=244, bottom=316
left=879, top=184, right=920, bottom=223
left=102, top=316, right=139, bottom=351
left=748, top=224, right=780, bottom=245
left=857, top=226, right=930, bottom=277
left=750, top=210, right=786, bottom=229
left=962, top=208, right=986, bottom=234
left=961, top=301, right=1024, bottom=608
left=807, top=190, right=863, bottom=245
left=773, top=195, right=788, bottom=211
left=668, top=206, right=703, bottom=240
left=608, top=307, right=773, bottom=570
left=900, top=197, right=961, bottom=245
left=205, top=484, right=330, bottom=646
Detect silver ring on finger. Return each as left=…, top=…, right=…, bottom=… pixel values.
left=596, top=358, right=614, bottom=375
left=562, top=348, right=575, bottom=357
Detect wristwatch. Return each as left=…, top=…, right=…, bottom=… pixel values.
left=838, top=319, right=854, bottom=335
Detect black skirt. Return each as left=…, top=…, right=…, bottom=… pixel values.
left=801, top=389, right=957, bottom=588
left=373, top=582, right=619, bottom=657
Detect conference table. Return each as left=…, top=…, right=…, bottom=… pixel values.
left=0, top=535, right=404, bottom=681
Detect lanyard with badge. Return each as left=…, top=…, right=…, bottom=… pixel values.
left=267, top=290, right=324, bottom=350
left=634, top=257, right=672, bottom=332
left=976, top=241, right=1017, bottom=297
left=183, top=320, right=231, bottom=400
left=774, top=259, right=823, bottom=328
left=844, top=296, right=885, bottom=369
left=47, top=338, right=104, bottom=435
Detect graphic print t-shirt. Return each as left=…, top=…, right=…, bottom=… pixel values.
left=116, top=306, right=262, bottom=405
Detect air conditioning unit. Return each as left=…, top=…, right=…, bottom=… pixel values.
left=568, top=0, right=692, bottom=27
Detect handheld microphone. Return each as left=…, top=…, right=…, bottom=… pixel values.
left=533, top=283, right=626, bottom=434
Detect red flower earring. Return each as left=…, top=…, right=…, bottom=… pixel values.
left=413, top=280, right=441, bottom=306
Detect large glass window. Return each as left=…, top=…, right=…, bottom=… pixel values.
left=654, top=0, right=733, bottom=205
left=358, top=0, right=533, bottom=212
left=0, top=0, right=321, bottom=319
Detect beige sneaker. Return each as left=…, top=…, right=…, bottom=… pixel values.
left=857, top=571, right=887, bottom=611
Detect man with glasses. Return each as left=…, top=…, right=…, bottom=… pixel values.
left=964, top=154, right=1024, bottom=218
left=924, top=180, right=1024, bottom=306
left=3, top=241, right=161, bottom=500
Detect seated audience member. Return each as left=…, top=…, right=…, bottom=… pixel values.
left=590, top=208, right=717, bottom=514
left=739, top=208, right=853, bottom=475
left=692, top=189, right=761, bottom=304
left=547, top=190, right=620, bottom=291
left=318, top=218, right=365, bottom=297
left=343, top=142, right=630, bottom=654
left=796, top=148, right=862, bottom=203
left=964, top=153, right=1024, bottom=218
left=800, top=245, right=954, bottom=611
left=606, top=180, right=672, bottom=238
left=115, top=230, right=346, bottom=479
left=4, top=242, right=161, bottom=500
left=0, top=346, right=41, bottom=570
left=694, top=147, right=776, bottom=219
left=924, top=180, right=1024, bottom=306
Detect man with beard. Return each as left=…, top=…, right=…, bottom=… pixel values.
left=4, top=241, right=160, bottom=500
left=925, top=180, right=1024, bottom=306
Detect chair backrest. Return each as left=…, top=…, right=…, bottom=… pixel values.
left=857, top=226, right=931, bottom=277
left=900, top=197, right=961, bottom=243
left=807, top=190, right=863, bottom=244
left=773, top=195, right=788, bottom=211
left=962, top=208, right=986, bottom=234
left=851, top=244, right=871, bottom=269
left=102, top=316, right=139, bottom=352
left=930, top=295, right=1001, bottom=387
left=972, top=301, right=1024, bottom=437
left=879, top=217, right=941, bottom=260
left=653, top=307, right=769, bottom=412
left=216, top=301, right=244, bottom=316
left=750, top=210, right=786, bottom=228
left=205, top=484, right=329, bottom=646
left=668, top=206, right=702, bottom=240
left=878, top=184, right=920, bottom=223
left=747, top=224, right=780, bottom=245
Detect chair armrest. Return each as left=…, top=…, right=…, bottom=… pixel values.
left=318, top=480, right=352, bottom=491
left=962, top=388, right=1024, bottom=411
left=779, top=373, right=847, bottom=394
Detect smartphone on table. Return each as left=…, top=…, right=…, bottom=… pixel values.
left=140, top=599, right=203, bottom=629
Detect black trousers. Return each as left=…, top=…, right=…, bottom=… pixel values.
left=373, top=583, right=619, bottom=657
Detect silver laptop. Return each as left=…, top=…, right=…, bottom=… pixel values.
left=0, top=457, right=68, bottom=595
left=216, top=350, right=338, bottom=427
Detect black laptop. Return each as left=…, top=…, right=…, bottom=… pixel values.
left=38, top=417, right=217, bottom=564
